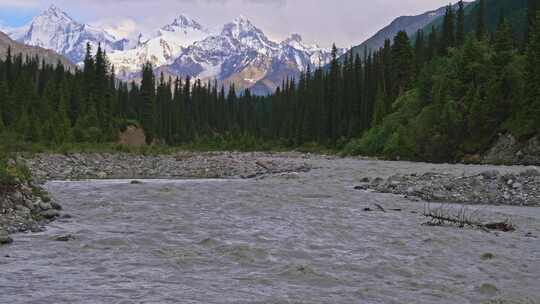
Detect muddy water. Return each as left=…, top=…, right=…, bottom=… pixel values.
left=1, top=157, right=539, bottom=304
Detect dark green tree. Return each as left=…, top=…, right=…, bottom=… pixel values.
left=456, top=0, right=466, bottom=46
left=476, top=0, right=486, bottom=40
left=391, top=31, right=415, bottom=98
left=140, top=62, right=156, bottom=144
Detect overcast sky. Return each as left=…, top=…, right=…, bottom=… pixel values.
left=0, top=0, right=454, bottom=48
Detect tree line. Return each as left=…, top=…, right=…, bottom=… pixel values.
left=0, top=0, right=539, bottom=162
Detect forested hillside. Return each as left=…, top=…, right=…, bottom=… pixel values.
left=0, top=0, right=539, bottom=163
left=345, top=0, right=540, bottom=162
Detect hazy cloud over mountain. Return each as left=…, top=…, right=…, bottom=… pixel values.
left=0, top=0, right=452, bottom=47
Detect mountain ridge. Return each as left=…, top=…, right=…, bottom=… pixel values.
left=0, top=30, right=75, bottom=70
left=5, top=5, right=339, bottom=95
left=345, top=2, right=469, bottom=59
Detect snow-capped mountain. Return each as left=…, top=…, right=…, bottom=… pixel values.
left=6, top=6, right=338, bottom=94
left=109, top=14, right=210, bottom=78
left=160, top=16, right=341, bottom=94
left=7, top=5, right=125, bottom=63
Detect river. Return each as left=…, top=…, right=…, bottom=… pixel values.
left=1, top=157, right=539, bottom=303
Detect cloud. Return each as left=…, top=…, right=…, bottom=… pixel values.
left=0, top=0, right=455, bottom=48
left=90, top=18, right=139, bottom=39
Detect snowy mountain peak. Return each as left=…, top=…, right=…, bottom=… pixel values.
left=162, top=14, right=205, bottom=32
left=42, top=4, right=73, bottom=21
left=9, top=5, right=123, bottom=63
left=222, top=15, right=261, bottom=38
left=32, top=4, right=76, bottom=27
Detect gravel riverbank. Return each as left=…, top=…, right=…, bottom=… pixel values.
left=23, top=151, right=313, bottom=182
left=360, top=168, right=540, bottom=206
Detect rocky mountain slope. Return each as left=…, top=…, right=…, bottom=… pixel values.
left=6, top=5, right=126, bottom=63
left=345, top=3, right=467, bottom=58
left=0, top=31, right=75, bottom=70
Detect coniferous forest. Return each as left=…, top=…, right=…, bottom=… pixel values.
left=0, top=0, right=539, bottom=163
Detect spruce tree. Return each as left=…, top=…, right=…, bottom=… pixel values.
left=327, top=44, right=340, bottom=141
left=440, top=5, right=456, bottom=54
left=0, top=81, right=8, bottom=127
left=54, top=93, right=73, bottom=144
left=427, top=26, right=438, bottom=61
left=456, top=0, right=466, bottom=46
left=415, top=29, right=426, bottom=72
left=140, top=62, right=156, bottom=144
left=0, top=103, right=4, bottom=133
left=391, top=31, right=415, bottom=98
left=525, top=12, right=540, bottom=133
left=493, top=17, right=514, bottom=67
left=528, top=0, right=540, bottom=42
left=476, top=0, right=486, bottom=40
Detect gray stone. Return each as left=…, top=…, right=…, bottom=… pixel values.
left=50, top=202, right=63, bottom=210
left=520, top=168, right=540, bottom=177
left=39, top=201, right=53, bottom=211
left=15, top=206, right=31, bottom=217
left=481, top=170, right=499, bottom=179
left=40, top=209, right=60, bottom=219
left=512, top=182, right=523, bottom=189
left=0, top=231, right=13, bottom=245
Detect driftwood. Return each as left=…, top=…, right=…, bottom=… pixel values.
left=423, top=204, right=515, bottom=232
left=255, top=160, right=272, bottom=170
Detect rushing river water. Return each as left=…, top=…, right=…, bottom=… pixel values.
left=1, top=158, right=539, bottom=304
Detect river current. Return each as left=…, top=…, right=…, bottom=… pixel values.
left=1, top=158, right=539, bottom=303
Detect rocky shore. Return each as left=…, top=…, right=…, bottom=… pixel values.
left=483, top=134, right=540, bottom=165
left=23, top=151, right=312, bottom=182
left=0, top=181, right=63, bottom=245
left=359, top=168, right=540, bottom=206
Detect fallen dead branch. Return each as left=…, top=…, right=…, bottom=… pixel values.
left=422, top=204, right=516, bottom=232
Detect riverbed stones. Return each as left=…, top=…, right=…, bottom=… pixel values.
left=41, top=209, right=60, bottom=219
left=1, top=180, right=62, bottom=238
left=483, top=134, right=540, bottom=165
left=50, top=201, right=62, bottom=210
left=366, top=170, right=540, bottom=206
left=0, top=230, right=13, bottom=245
left=38, top=200, right=53, bottom=211
left=23, top=152, right=312, bottom=181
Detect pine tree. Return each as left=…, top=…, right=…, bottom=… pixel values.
left=327, top=44, right=340, bottom=141
left=0, top=81, right=9, bottom=127
left=440, top=5, right=456, bottom=54
left=372, top=86, right=387, bottom=126
left=427, top=26, right=438, bottom=61
left=493, top=17, right=514, bottom=67
left=140, top=62, right=156, bottom=144
left=391, top=31, right=415, bottom=97
left=456, top=0, right=466, bottom=46
left=476, top=0, right=486, bottom=40
left=415, top=29, right=426, bottom=72
left=524, top=12, right=540, bottom=133
left=528, top=0, right=540, bottom=42
left=0, top=103, right=4, bottom=133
